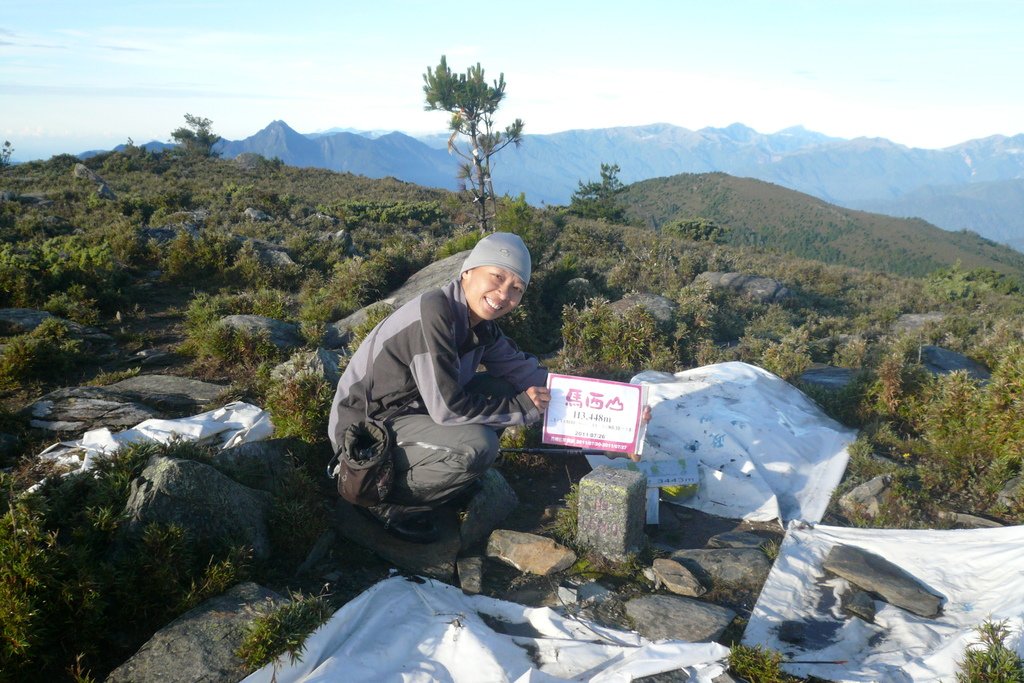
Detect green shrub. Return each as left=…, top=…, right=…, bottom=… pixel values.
left=1, top=441, right=247, bottom=679
left=0, top=318, right=85, bottom=391
left=236, top=593, right=333, bottom=669
left=44, top=285, right=101, bottom=325
left=160, top=231, right=238, bottom=284
left=956, top=620, right=1024, bottom=682
left=728, top=643, right=799, bottom=683
left=265, top=371, right=334, bottom=443
left=266, top=468, right=328, bottom=565
left=558, top=299, right=676, bottom=379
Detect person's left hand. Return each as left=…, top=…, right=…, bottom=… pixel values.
left=622, top=405, right=652, bottom=462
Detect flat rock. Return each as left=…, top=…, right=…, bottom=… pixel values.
left=0, top=307, right=112, bottom=343
left=457, top=556, right=484, bottom=595
left=799, top=365, right=858, bottom=390
left=625, top=594, right=735, bottom=642
left=841, top=589, right=876, bottom=622
left=106, top=581, right=286, bottom=683
left=330, top=500, right=461, bottom=581
left=891, top=312, right=945, bottom=335
left=823, top=544, right=944, bottom=618
left=104, top=374, right=227, bottom=413
left=486, top=529, right=576, bottom=576
left=23, top=386, right=160, bottom=433
left=705, top=531, right=773, bottom=550
left=668, top=547, right=773, bottom=592
left=919, top=345, right=990, bottom=381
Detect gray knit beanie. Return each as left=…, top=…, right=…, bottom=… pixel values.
left=461, top=232, right=532, bottom=285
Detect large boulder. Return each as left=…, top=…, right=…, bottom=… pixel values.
left=607, top=292, right=678, bottom=324
left=105, top=581, right=286, bottom=683
left=323, top=250, right=471, bottom=349
left=219, top=315, right=304, bottom=352
left=694, top=272, right=791, bottom=303
left=123, top=455, right=273, bottom=560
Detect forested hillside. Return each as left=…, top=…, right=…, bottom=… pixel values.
left=620, top=172, right=1024, bottom=278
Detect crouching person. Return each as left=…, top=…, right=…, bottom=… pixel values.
left=327, top=233, right=550, bottom=543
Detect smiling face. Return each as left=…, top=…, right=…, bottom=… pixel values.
left=460, top=266, right=526, bottom=326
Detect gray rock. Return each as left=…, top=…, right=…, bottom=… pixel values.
left=668, top=548, right=773, bottom=592
left=134, top=348, right=180, bottom=367
left=323, top=250, right=470, bottom=348
left=105, top=581, right=286, bottom=683
left=652, top=558, right=707, bottom=597
left=460, top=469, right=518, bottom=549
left=123, top=455, right=273, bottom=561
left=103, top=374, right=226, bottom=413
left=625, top=594, right=735, bottom=642
left=271, top=348, right=344, bottom=388
left=0, top=432, right=20, bottom=459
left=608, top=292, right=678, bottom=324
left=799, top=365, right=858, bottom=390
left=892, top=312, right=945, bottom=335
left=576, top=466, right=647, bottom=562
left=935, top=510, right=1004, bottom=529
left=243, top=238, right=297, bottom=269
left=841, top=589, right=876, bottom=622
left=486, top=529, right=576, bottom=576
left=244, top=207, right=271, bottom=221
left=823, top=544, right=944, bottom=618
left=919, top=345, right=990, bottom=381
left=997, top=476, right=1023, bottom=509
left=23, top=386, right=160, bottom=433
left=0, top=307, right=112, bottom=343
left=706, top=531, right=775, bottom=550
left=72, top=163, right=104, bottom=183
left=210, top=438, right=298, bottom=493
left=838, top=475, right=893, bottom=520
left=97, top=182, right=116, bottom=200
left=694, top=272, right=791, bottom=303
left=295, top=529, right=337, bottom=577
left=219, top=314, right=304, bottom=352
left=457, top=556, right=484, bottom=595
left=330, top=500, right=461, bottom=581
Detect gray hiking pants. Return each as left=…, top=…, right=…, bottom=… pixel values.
left=376, top=374, right=514, bottom=521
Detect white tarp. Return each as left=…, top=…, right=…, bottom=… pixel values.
left=744, top=523, right=1024, bottom=682
left=35, top=401, right=274, bottom=476
left=589, top=362, right=855, bottom=523
left=242, top=576, right=731, bottom=683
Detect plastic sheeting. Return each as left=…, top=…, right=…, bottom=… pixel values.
left=744, top=523, right=1024, bottom=682
left=241, top=576, right=731, bottom=683
left=597, top=362, right=855, bottom=523
left=35, top=401, right=274, bottom=476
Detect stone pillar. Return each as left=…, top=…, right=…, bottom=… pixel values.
left=576, top=466, right=647, bottom=561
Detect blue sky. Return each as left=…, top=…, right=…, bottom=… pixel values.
left=3, top=0, right=1022, bottom=160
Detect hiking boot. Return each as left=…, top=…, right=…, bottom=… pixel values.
left=354, top=505, right=440, bottom=544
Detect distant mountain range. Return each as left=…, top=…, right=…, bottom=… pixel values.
left=95, top=120, right=1024, bottom=252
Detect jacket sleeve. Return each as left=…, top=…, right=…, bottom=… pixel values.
left=480, top=328, right=549, bottom=392
left=409, top=293, right=541, bottom=427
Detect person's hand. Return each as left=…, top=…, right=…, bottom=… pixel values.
left=525, top=386, right=551, bottom=412
left=623, top=406, right=652, bottom=462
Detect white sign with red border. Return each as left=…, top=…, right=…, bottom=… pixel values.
left=542, top=373, right=648, bottom=454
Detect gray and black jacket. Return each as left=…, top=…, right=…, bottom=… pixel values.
left=327, top=278, right=548, bottom=453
